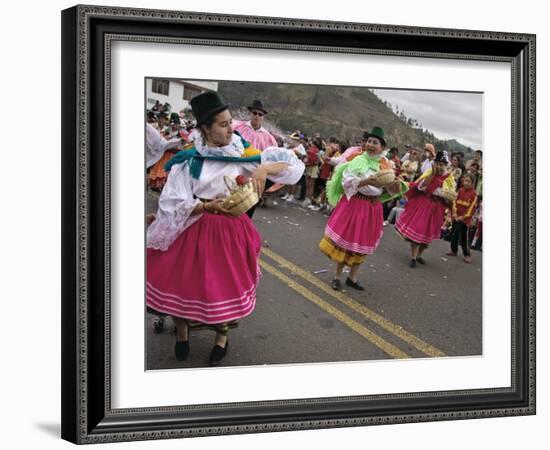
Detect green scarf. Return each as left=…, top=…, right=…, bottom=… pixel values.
left=326, top=152, right=381, bottom=206
left=326, top=152, right=409, bottom=206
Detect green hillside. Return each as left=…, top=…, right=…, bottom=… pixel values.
left=217, top=80, right=473, bottom=155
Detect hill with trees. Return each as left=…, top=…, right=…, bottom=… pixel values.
left=217, top=80, right=474, bottom=155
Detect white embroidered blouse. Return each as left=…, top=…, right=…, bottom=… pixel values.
left=341, top=154, right=387, bottom=199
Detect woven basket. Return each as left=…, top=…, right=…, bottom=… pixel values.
left=369, top=169, right=395, bottom=187
left=222, top=176, right=260, bottom=217
left=440, top=188, right=457, bottom=203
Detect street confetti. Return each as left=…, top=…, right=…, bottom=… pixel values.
left=441, top=257, right=448, bottom=262
left=313, top=269, right=328, bottom=274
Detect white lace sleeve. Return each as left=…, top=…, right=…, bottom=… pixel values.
left=342, top=168, right=383, bottom=199
left=260, top=147, right=305, bottom=184
left=146, top=163, right=202, bottom=251
left=146, top=124, right=181, bottom=168
left=432, top=187, right=444, bottom=197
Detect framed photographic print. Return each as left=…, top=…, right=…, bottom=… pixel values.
left=61, top=4, right=536, bottom=444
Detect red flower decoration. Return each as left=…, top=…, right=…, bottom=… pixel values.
left=235, top=175, right=247, bottom=186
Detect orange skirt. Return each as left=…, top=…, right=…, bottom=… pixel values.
left=148, top=150, right=177, bottom=190
left=319, top=235, right=366, bottom=266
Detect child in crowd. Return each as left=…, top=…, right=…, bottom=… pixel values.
left=384, top=196, right=407, bottom=226
left=440, top=209, right=453, bottom=241
left=302, top=136, right=323, bottom=207
left=311, top=137, right=340, bottom=211
left=447, top=173, right=478, bottom=263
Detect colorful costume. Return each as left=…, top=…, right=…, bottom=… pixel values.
left=146, top=132, right=304, bottom=327
left=319, top=152, right=407, bottom=266
left=449, top=186, right=478, bottom=257
left=395, top=168, right=456, bottom=245
left=232, top=120, right=277, bottom=150
left=145, top=123, right=181, bottom=168
left=146, top=123, right=184, bottom=191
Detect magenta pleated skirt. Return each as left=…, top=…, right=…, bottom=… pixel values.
left=325, top=195, right=384, bottom=255
left=395, top=194, right=446, bottom=245
left=146, top=213, right=262, bottom=324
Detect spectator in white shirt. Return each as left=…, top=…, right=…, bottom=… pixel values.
left=420, top=143, right=436, bottom=174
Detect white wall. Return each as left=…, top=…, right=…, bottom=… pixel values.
left=145, top=79, right=219, bottom=113
left=0, top=1, right=546, bottom=449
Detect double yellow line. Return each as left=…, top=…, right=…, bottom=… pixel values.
left=260, top=248, right=446, bottom=360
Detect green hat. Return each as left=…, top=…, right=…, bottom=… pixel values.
left=365, top=126, right=386, bottom=146
left=190, top=91, right=229, bottom=126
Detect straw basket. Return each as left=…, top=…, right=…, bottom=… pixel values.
left=222, top=176, right=260, bottom=217
left=369, top=169, right=395, bottom=187
left=440, top=188, right=457, bottom=203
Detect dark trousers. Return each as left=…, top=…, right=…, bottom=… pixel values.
left=297, top=175, right=306, bottom=201
left=450, top=220, right=471, bottom=257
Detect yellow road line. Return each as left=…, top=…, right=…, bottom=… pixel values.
left=261, top=247, right=446, bottom=358
left=259, top=259, right=410, bottom=359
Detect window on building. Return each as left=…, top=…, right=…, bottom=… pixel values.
left=152, top=79, right=170, bottom=96
left=183, top=85, right=202, bottom=101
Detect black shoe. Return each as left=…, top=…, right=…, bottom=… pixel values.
left=209, top=342, right=229, bottom=366
left=174, top=340, right=189, bottom=361
left=416, top=257, right=426, bottom=265
left=410, top=259, right=417, bottom=268
left=345, top=277, right=365, bottom=291
left=331, top=279, right=342, bottom=291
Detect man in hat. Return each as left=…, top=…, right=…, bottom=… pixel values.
left=232, top=100, right=280, bottom=211
left=420, top=143, right=436, bottom=174
left=395, top=150, right=456, bottom=267
left=233, top=99, right=278, bottom=150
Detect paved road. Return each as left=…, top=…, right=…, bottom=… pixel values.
left=145, top=192, right=482, bottom=370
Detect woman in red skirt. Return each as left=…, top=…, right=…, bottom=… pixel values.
left=146, top=91, right=304, bottom=365
left=319, top=127, right=407, bottom=291
left=395, top=150, right=456, bottom=267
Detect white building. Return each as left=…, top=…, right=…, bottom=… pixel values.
left=145, top=79, right=219, bottom=114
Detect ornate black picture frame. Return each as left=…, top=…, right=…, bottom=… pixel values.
left=61, top=4, right=536, bottom=444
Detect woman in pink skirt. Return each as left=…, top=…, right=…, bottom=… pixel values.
left=395, top=150, right=456, bottom=267
left=146, top=91, right=304, bottom=365
left=319, top=127, right=406, bottom=291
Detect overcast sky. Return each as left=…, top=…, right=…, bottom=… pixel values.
left=370, top=89, right=483, bottom=149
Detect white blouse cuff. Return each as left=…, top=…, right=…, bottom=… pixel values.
left=261, top=147, right=305, bottom=185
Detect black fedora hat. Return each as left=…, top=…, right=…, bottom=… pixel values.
left=190, top=91, right=229, bottom=126
left=434, top=150, right=449, bottom=164
left=247, top=99, right=268, bottom=114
